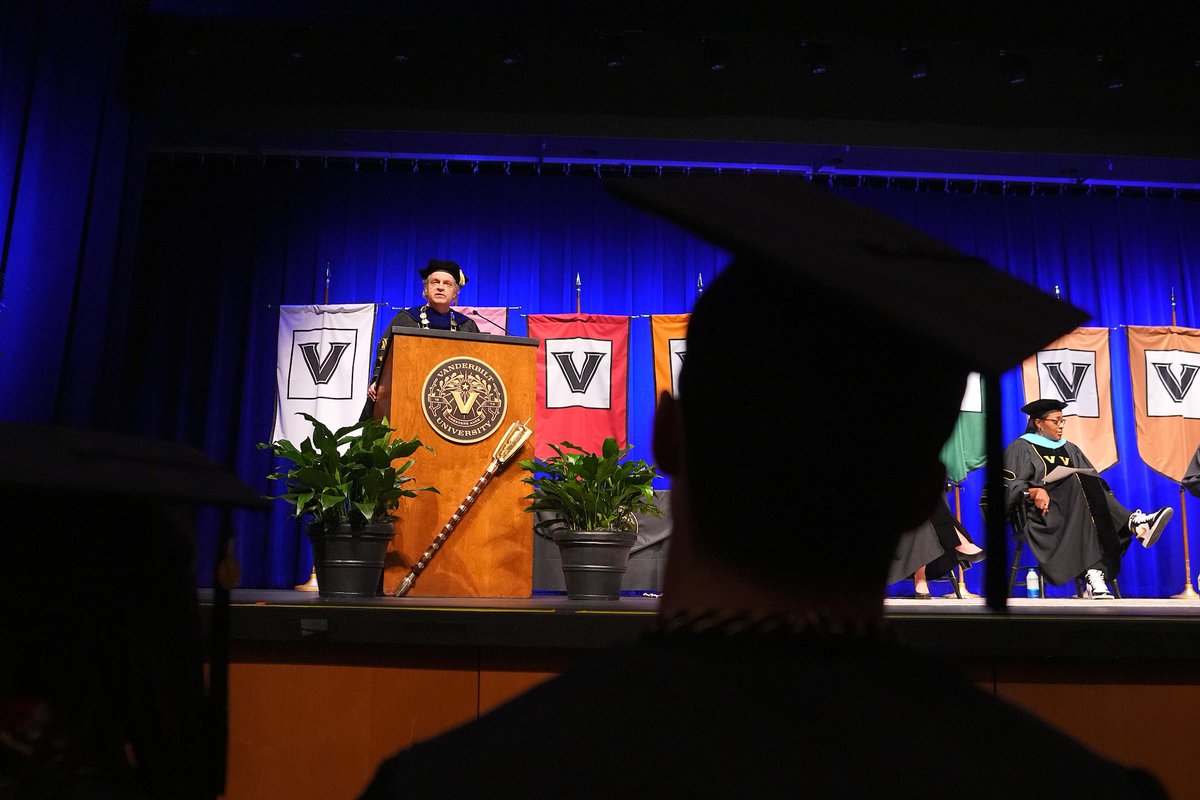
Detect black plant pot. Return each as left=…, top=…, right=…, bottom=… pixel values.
left=552, top=530, right=637, bottom=600
left=309, top=522, right=393, bottom=598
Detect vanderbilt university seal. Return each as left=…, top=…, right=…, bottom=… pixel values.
left=421, top=357, right=507, bottom=443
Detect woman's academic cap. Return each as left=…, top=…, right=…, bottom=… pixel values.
left=1021, top=398, right=1068, bottom=418
left=606, top=175, right=1086, bottom=373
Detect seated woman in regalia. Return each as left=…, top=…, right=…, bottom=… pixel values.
left=1002, top=398, right=1171, bottom=598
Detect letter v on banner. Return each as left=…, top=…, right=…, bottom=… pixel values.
left=1021, top=327, right=1118, bottom=471
left=527, top=314, right=630, bottom=459
left=1127, top=325, right=1200, bottom=481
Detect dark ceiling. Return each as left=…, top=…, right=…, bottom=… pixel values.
left=138, top=1, right=1200, bottom=184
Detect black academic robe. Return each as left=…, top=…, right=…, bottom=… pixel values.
left=1003, top=438, right=1132, bottom=585
left=359, top=632, right=1166, bottom=799
left=362, top=306, right=480, bottom=419
left=1184, top=444, right=1200, bottom=498
left=888, top=494, right=976, bottom=584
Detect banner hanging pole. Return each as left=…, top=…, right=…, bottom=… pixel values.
left=1162, top=288, right=1196, bottom=599
left=1171, top=487, right=1198, bottom=599
left=948, top=482, right=981, bottom=599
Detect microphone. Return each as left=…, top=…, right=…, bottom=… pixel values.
left=460, top=308, right=508, bottom=336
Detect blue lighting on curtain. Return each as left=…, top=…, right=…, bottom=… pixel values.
left=98, top=161, right=1197, bottom=595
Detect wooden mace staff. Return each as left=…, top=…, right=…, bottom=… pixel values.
left=393, top=419, right=534, bottom=597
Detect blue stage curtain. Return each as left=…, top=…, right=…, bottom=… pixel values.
left=0, top=0, right=143, bottom=427
left=117, top=165, right=1200, bottom=595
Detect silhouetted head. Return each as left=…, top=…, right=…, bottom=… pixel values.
left=609, top=175, right=1086, bottom=590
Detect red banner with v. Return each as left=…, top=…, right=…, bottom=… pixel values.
left=527, top=314, right=629, bottom=460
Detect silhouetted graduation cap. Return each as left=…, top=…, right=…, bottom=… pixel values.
left=606, top=175, right=1086, bottom=373
left=0, top=423, right=261, bottom=800
left=605, top=175, right=1087, bottom=612
left=0, top=422, right=265, bottom=508
left=419, top=258, right=468, bottom=287
left=1021, top=398, right=1068, bottom=418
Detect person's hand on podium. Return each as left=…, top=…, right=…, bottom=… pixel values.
left=367, top=381, right=379, bottom=402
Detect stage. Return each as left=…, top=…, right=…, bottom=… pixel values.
left=201, top=590, right=1200, bottom=800
left=201, top=589, right=1200, bottom=660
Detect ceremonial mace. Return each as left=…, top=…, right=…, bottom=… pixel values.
left=393, top=419, right=534, bottom=597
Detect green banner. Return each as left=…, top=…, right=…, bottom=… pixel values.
left=939, top=374, right=986, bottom=483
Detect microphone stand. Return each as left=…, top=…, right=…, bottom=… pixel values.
left=459, top=307, right=510, bottom=335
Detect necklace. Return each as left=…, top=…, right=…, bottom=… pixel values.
left=418, top=305, right=458, bottom=331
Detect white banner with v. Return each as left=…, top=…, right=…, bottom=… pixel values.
left=270, top=303, right=377, bottom=445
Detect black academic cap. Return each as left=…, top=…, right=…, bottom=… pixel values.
left=606, top=176, right=1087, bottom=372
left=1021, top=398, right=1068, bottom=418
left=419, top=258, right=468, bottom=287
left=0, top=423, right=260, bottom=797
left=0, top=422, right=265, bottom=508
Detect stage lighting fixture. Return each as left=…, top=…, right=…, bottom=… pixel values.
left=180, top=21, right=210, bottom=60
left=392, top=31, right=413, bottom=64
left=1000, top=49, right=1028, bottom=85
left=600, top=34, right=626, bottom=68
left=804, top=41, right=831, bottom=76
left=1097, top=54, right=1127, bottom=90
left=283, top=25, right=317, bottom=64
left=902, top=46, right=929, bottom=80
left=499, top=35, right=524, bottom=66
left=703, top=37, right=728, bottom=71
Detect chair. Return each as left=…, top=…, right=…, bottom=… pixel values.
left=1008, top=535, right=1045, bottom=598
left=1009, top=535, right=1122, bottom=598
left=940, top=566, right=965, bottom=599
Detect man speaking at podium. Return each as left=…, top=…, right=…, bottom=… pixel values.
left=366, top=259, right=479, bottom=407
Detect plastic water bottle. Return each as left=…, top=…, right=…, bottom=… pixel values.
left=1025, top=568, right=1041, bottom=598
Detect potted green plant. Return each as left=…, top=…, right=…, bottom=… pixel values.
left=520, top=437, right=662, bottom=600
left=258, top=413, right=436, bottom=598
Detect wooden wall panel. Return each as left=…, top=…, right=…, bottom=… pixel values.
left=994, top=660, right=1200, bottom=800
left=223, top=648, right=479, bottom=800
left=220, top=644, right=1198, bottom=799
left=478, top=647, right=587, bottom=714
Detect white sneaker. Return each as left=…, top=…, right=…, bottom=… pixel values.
left=1084, top=568, right=1114, bottom=599
left=1129, top=507, right=1173, bottom=548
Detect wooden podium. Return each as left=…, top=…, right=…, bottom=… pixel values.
left=373, top=327, right=537, bottom=597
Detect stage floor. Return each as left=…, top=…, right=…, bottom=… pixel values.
left=200, top=589, right=1200, bottom=661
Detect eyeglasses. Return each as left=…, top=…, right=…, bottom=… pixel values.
left=1040, top=417, right=1067, bottom=426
